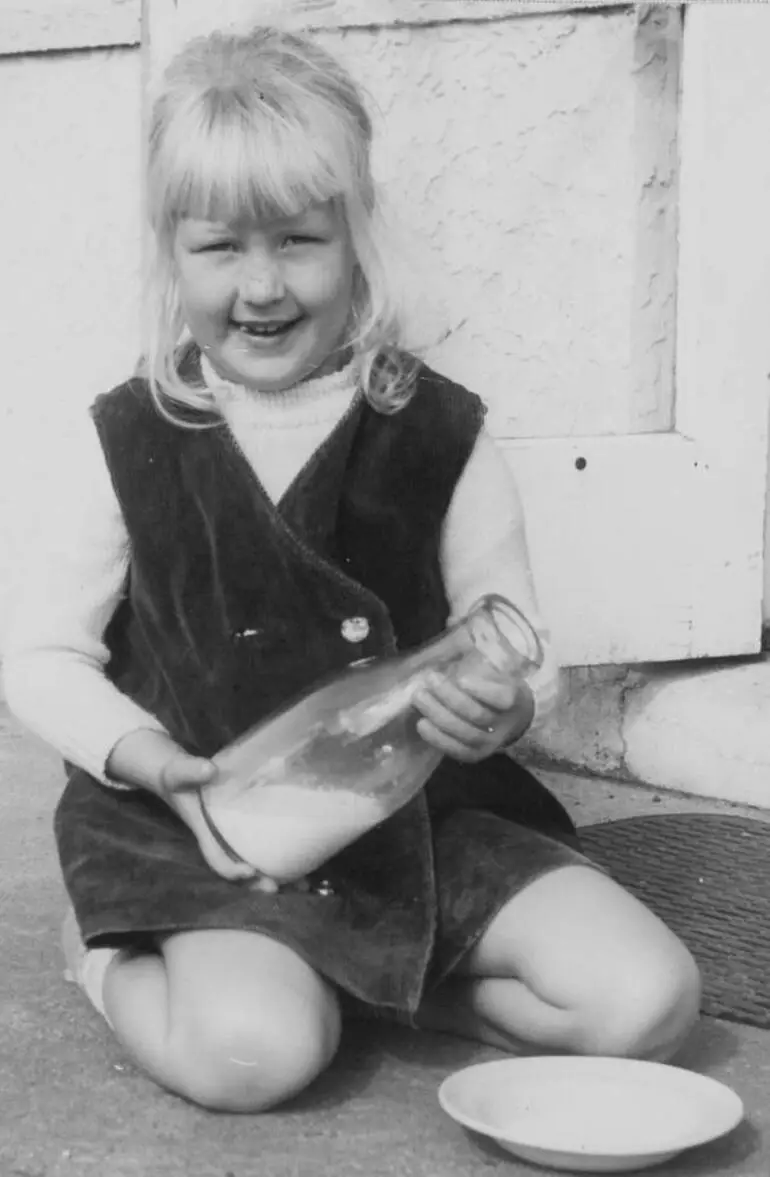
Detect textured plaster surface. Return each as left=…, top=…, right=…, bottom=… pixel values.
left=315, top=9, right=679, bottom=440
left=1, top=0, right=141, bottom=55
left=0, top=47, right=143, bottom=644
left=622, top=656, right=770, bottom=809
left=520, top=664, right=639, bottom=778
left=526, top=658, right=770, bottom=810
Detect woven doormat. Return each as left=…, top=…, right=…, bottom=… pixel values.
left=579, top=813, right=770, bottom=1030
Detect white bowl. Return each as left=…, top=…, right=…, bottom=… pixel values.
left=438, top=1056, right=744, bottom=1172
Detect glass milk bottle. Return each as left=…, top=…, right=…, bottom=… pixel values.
left=200, top=595, right=545, bottom=882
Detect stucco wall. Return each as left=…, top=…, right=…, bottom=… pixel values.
left=313, top=9, right=678, bottom=440
left=0, top=47, right=142, bottom=644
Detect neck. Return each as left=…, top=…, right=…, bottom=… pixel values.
left=199, top=352, right=356, bottom=396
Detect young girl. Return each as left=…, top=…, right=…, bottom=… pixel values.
left=2, top=26, right=700, bottom=1113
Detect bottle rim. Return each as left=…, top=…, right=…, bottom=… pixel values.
left=476, top=594, right=545, bottom=671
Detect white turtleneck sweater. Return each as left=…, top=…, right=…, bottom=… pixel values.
left=1, top=361, right=560, bottom=783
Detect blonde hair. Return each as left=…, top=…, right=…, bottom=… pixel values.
left=142, top=26, right=418, bottom=425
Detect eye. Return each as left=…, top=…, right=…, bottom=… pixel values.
left=282, top=234, right=322, bottom=247
left=199, top=241, right=237, bottom=254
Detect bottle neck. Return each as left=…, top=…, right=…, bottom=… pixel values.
left=402, top=622, right=477, bottom=675
left=406, top=597, right=543, bottom=680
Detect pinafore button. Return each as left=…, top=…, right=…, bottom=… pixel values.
left=341, top=616, right=370, bottom=643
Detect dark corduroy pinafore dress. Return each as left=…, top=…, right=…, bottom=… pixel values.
left=54, top=353, right=590, bottom=1017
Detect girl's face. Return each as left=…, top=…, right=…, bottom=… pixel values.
left=173, top=201, right=356, bottom=391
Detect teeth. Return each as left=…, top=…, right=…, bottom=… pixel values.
left=238, top=321, right=293, bottom=336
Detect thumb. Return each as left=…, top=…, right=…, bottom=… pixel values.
left=160, top=753, right=216, bottom=794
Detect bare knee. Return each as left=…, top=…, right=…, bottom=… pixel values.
left=572, top=945, right=702, bottom=1061
left=465, top=866, right=702, bottom=1061
left=171, top=986, right=341, bottom=1112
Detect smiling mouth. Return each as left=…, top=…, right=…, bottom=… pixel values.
left=233, top=318, right=302, bottom=339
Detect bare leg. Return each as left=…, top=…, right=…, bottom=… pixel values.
left=417, top=865, right=701, bottom=1061
left=102, top=929, right=340, bottom=1112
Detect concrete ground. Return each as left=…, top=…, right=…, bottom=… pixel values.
left=0, top=704, right=768, bottom=1176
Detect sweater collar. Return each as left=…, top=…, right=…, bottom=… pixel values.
left=200, top=352, right=360, bottom=428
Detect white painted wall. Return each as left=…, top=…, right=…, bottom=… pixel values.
left=0, top=46, right=143, bottom=644
left=320, top=13, right=678, bottom=441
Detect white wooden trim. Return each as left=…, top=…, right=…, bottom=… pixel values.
left=674, top=4, right=770, bottom=454
left=0, top=1, right=140, bottom=56
left=500, top=432, right=762, bottom=666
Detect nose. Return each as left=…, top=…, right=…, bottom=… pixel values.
left=239, top=254, right=285, bottom=305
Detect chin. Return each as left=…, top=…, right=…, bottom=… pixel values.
left=236, top=363, right=307, bottom=392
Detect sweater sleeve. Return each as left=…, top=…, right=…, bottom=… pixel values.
left=440, top=428, right=562, bottom=732
left=1, top=411, right=167, bottom=783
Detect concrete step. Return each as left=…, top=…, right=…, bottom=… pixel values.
left=522, top=655, right=770, bottom=810
left=536, top=766, right=770, bottom=829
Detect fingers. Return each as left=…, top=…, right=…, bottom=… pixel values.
left=415, top=682, right=494, bottom=745
left=166, top=788, right=258, bottom=881
left=416, top=716, right=491, bottom=763
left=414, top=671, right=526, bottom=763
left=158, top=754, right=281, bottom=888
left=159, top=752, right=217, bottom=794
left=416, top=670, right=515, bottom=730
left=453, top=670, right=520, bottom=713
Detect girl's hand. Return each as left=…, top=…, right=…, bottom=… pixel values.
left=106, top=729, right=279, bottom=888
left=413, top=668, right=534, bottom=763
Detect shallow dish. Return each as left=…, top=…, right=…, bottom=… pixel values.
left=438, top=1056, right=744, bottom=1172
